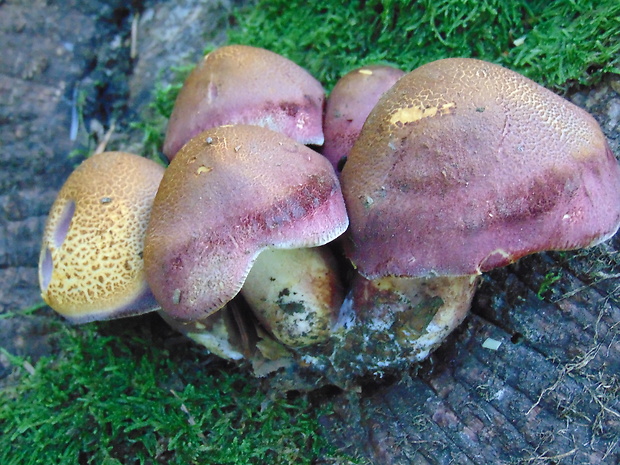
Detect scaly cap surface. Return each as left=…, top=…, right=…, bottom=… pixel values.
left=342, top=58, right=620, bottom=279
left=146, top=125, right=348, bottom=321
left=39, top=151, right=164, bottom=322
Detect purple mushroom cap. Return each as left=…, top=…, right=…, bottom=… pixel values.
left=163, top=45, right=326, bottom=160
left=341, top=58, right=620, bottom=279
left=323, top=65, right=404, bottom=171
left=145, top=125, right=348, bottom=321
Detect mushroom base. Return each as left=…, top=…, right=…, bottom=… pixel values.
left=160, top=299, right=300, bottom=377
left=160, top=273, right=479, bottom=388
left=158, top=306, right=247, bottom=361
left=293, top=274, right=479, bottom=385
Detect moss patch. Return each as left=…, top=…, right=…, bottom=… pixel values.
left=228, top=0, right=620, bottom=91
left=0, top=321, right=350, bottom=464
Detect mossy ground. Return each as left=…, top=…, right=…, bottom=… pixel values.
left=228, top=0, right=619, bottom=92
left=0, top=315, right=354, bottom=465
left=2, top=0, right=619, bottom=463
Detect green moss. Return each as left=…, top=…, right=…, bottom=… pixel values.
left=228, top=0, right=619, bottom=91
left=132, top=64, right=194, bottom=162
left=536, top=269, right=563, bottom=300
left=0, top=322, right=349, bottom=465
left=0, top=301, right=48, bottom=320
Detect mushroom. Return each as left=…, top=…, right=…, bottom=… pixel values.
left=144, top=125, right=348, bottom=354
left=332, top=58, right=620, bottom=375
left=157, top=303, right=250, bottom=362
left=39, top=151, right=165, bottom=323
left=322, top=65, right=405, bottom=172
left=163, top=45, right=326, bottom=161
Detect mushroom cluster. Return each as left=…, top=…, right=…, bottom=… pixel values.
left=40, top=45, right=620, bottom=387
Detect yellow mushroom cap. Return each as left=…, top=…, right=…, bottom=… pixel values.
left=39, top=151, right=165, bottom=323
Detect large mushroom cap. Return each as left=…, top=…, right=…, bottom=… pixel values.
left=145, top=125, right=348, bottom=321
left=341, top=58, right=620, bottom=279
left=323, top=65, right=405, bottom=171
left=39, top=151, right=164, bottom=322
left=163, top=45, right=326, bottom=160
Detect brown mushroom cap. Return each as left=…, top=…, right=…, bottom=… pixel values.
left=322, top=65, right=405, bottom=171
left=163, top=45, right=326, bottom=160
left=39, top=151, right=164, bottom=322
left=341, top=58, right=620, bottom=279
left=145, top=125, right=348, bottom=322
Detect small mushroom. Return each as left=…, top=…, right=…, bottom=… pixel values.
left=39, top=151, right=165, bottom=323
left=332, top=58, right=620, bottom=375
left=158, top=303, right=251, bottom=362
left=163, top=45, right=326, bottom=160
left=322, top=65, right=404, bottom=172
left=145, top=125, right=348, bottom=352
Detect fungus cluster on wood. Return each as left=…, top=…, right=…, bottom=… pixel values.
left=39, top=45, right=620, bottom=386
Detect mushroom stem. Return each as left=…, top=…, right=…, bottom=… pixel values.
left=330, top=273, right=479, bottom=375
left=158, top=303, right=252, bottom=362
left=241, top=247, right=344, bottom=347
left=161, top=297, right=299, bottom=378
